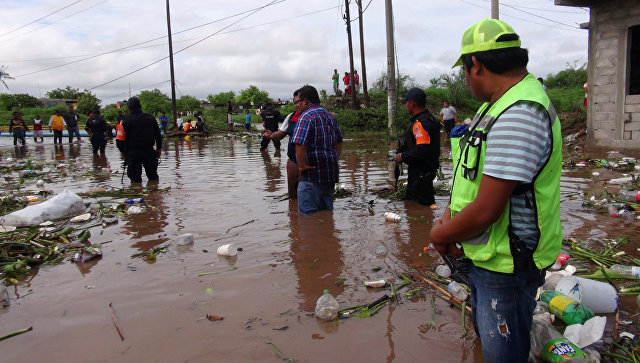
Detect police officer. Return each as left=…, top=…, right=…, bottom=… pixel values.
left=85, top=110, right=108, bottom=155
left=122, top=97, right=162, bottom=183
left=259, top=103, right=283, bottom=153
left=395, top=87, right=441, bottom=207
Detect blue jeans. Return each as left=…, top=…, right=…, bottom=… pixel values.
left=67, top=126, right=81, bottom=142
left=297, top=181, right=335, bottom=215
left=468, top=260, right=537, bottom=363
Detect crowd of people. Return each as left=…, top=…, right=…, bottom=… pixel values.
left=332, top=68, right=360, bottom=95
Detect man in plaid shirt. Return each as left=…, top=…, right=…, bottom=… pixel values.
left=291, top=85, right=343, bottom=215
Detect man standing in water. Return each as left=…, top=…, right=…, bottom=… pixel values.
left=123, top=97, right=163, bottom=183
left=63, top=105, right=81, bottom=143
left=291, top=85, right=342, bottom=215
left=395, top=87, right=440, bottom=207
left=430, top=19, right=562, bottom=362
left=259, top=103, right=283, bottom=153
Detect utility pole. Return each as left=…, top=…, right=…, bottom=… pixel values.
left=385, top=0, right=396, bottom=140
left=356, top=0, right=369, bottom=107
left=166, top=0, right=178, bottom=129
left=344, top=0, right=358, bottom=110
left=491, top=0, right=499, bottom=19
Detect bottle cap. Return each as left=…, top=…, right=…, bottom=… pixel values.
left=323, top=289, right=329, bottom=294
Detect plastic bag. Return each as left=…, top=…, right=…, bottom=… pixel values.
left=0, top=189, right=85, bottom=227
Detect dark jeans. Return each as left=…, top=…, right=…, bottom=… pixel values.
left=13, top=129, right=25, bottom=146
left=406, top=171, right=435, bottom=206
left=67, top=126, right=81, bottom=143
left=444, top=119, right=455, bottom=136
left=469, top=261, right=538, bottom=363
left=116, top=139, right=125, bottom=153
left=160, top=122, right=167, bottom=134
left=126, top=149, right=159, bottom=183
left=90, top=135, right=106, bottom=154
left=260, top=136, right=281, bottom=151
left=52, top=130, right=63, bottom=144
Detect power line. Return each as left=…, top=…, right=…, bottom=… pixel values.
left=88, top=0, right=282, bottom=91
left=460, top=0, right=583, bottom=33
left=0, top=1, right=109, bottom=45
left=0, top=0, right=84, bottom=39
left=501, top=2, right=585, bottom=14
left=349, top=0, right=374, bottom=23
left=477, top=0, right=580, bottom=29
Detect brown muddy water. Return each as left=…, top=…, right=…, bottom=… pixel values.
left=0, top=133, right=638, bottom=362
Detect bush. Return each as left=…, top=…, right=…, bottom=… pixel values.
left=545, top=62, right=587, bottom=88
left=546, top=86, right=585, bottom=113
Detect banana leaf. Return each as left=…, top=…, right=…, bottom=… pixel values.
left=577, top=268, right=640, bottom=280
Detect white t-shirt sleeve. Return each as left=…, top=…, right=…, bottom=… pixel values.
left=279, top=114, right=291, bottom=133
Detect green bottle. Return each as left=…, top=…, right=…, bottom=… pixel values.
left=540, top=290, right=595, bottom=325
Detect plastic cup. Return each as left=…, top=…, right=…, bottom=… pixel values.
left=556, top=276, right=618, bottom=313
left=217, top=244, right=237, bottom=257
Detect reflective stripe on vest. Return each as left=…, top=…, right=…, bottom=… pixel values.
left=449, top=73, right=562, bottom=274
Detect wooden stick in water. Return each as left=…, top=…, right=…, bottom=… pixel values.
left=109, top=302, right=125, bottom=341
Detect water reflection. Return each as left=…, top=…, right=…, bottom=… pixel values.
left=261, top=150, right=282, bottom=193
left=125, top=186, right=170, bottom=256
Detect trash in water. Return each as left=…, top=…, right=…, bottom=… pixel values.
left=217, top=244, right=237, bottom=257
left=375, top=245, right=388, bottom=257
left=364, top=280, right=386, bottom=288
left=176, top=233, right=194, bottom=246
left=126, top=206, right=144, bottom=215
left=72, top=246, right=102, bottom=263
left=70, top=213, right=92, bottom=223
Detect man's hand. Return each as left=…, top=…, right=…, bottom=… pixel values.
left=262, top=130, right=272, bottom=139
left=156, top=149, right=162, bottom=157
left=395, top=153, right=403, bottom=163
left=298, top=164, right=315, bottom=176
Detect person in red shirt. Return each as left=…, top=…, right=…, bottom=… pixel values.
left=32, top=114, right=44, bottom=142
left=343, top=72, right=351, bottom=94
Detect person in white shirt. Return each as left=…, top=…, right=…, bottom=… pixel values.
left=439, top=101, right=458, bottom=137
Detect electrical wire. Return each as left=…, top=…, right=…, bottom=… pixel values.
left=350, top=0, right=374, bottom=23
left=0, top=0, right=84, bottom=39
left=0, top=1, right=109, bottom=45
left=88, top=0, right=281, bottom=91
left=476, top=0, right=581, bottom=29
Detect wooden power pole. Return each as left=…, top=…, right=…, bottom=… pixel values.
left=356, top=0, right=369, bottom=107
left=166, top=0, right=178, bottom=129
left=491, top=0, right=499, bottom=19
left=344, top=0, right=358, bottom=109
left=385, top=0, right=396, bottom=140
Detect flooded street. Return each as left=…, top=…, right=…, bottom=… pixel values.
left=0, top=133, right=639, bottom=362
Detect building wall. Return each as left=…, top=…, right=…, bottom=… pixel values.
left=588, top=1, right=640, bottom=149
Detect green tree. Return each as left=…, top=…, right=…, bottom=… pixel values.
left=177, top=95, right=203, bottom=115
left=428, top=68, right=478, bottom=109
left=76, top=91, right=101, bottom=115
left=370, top=72, right=422, bottom=96
left=545, top=61, right=587, bottom=88
left=136, top=89, right=170, bottom=115
left=0, top=93, right=42, bottom=111
left=46, top=86, right=83, bottom=99
left=0, top=65, right=14, bottom=90
left=207, top=91, right=235, bottom=106
left=235, top=85, right=271, bottom=106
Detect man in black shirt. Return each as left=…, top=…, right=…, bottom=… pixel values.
left=395, top=88, right=441, bottom=207
left=63, top=105, right=81, bottom=143
left=85, top=110, right=108, bottom=154
left=259, top=103, right=283, bottom=153
left=122, top=97, right=163, bottom=183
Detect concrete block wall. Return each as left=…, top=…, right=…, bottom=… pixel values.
left=588, top=1, right=640, bottom=148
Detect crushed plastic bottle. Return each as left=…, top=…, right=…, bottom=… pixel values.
left=530, top=318, right=586, bottom=362
left=435, top=264, right=452, bottom=278
left=619, top=189, right=640, bottom=203
left=315, top=289, right=339, bottom=321
left=447, top=281, right=469, bottom=301
left=619, top=209, right=635, bottom=223
left=608, top=205, right=619, bottom=218
left=384, top=212, right=401, bottom=222
left=610, top=264, right=640, bottom=278
left=123, top=197, right=145, bottom=204
left=375, top=245, right=388, bottom=257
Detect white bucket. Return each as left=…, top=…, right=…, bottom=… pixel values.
left=556, top=276, right=618, bottom=313
left=217, top=244, right=237, bottom=257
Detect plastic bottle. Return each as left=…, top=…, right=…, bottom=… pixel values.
left=530, top=319, right=586, bottom=362
left=435, top=265, right=451, bottom=278
left=540, top=290, right=595, bottom=325
left=123, top=197, right=144, bottom=204
left=315, top=289, right=339, bottom=321
left=447, top=281, right=469, bottom=301
left=608, top=205, right=619, bottom=218
left=610, top=264, right=640, bottom=278
left=607, top=176, right=633, bottom=185
left=619, top=190, right=640, bottom=203
left=619, top=209, right=635, bottom=223
left=375, top=245, right=388, bottom=257
left=384, top=212, right=401, bottom=222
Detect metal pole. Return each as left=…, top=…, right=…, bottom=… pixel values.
left=344, top=0, right=358, bottom=109
left=166, top=0, right=178, bottom=129
left=356, top=0, right=369, bottom=107
left=385, top=0, right=396, bottom=140
left=491, top=0, right=499, bottom=19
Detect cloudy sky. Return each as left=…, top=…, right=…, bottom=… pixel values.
left=0, top=0, right=590, bottom=106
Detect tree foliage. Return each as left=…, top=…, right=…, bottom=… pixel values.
left=370, top=72, right=422, bottom=96
left=235, top=85, right=271, bottom=106
left=0, top=93, right=42, bottom=111
left=207, top=91, right=235, bottom=106
left=177, top=95, right=203, bottom=114
left=136, top=89, right=170, bottom=115
left=428, top=68, right=479, bottom=110
left=76, top=91, right=101, bottom=115
left=544, top=61, right=587, bottom=88
left=46, top=86, right=84, bottom=99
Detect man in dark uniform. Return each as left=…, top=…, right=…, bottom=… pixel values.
left=85, top=110, right=108, bottom=154
left=259, top=103, right=283, bottom=153
left=63, top=105, right=81, bottom=143
left=395, top=87, right=441, bottom=207
left=122, top=97, right=162, bottom=183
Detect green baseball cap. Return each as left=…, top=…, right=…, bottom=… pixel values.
left=452, top=18, right=521, bottom=68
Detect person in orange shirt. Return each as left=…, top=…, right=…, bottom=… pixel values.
left=115, top=118, right=126, bottom=153
left=395, top=88, right=441, bottom=207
